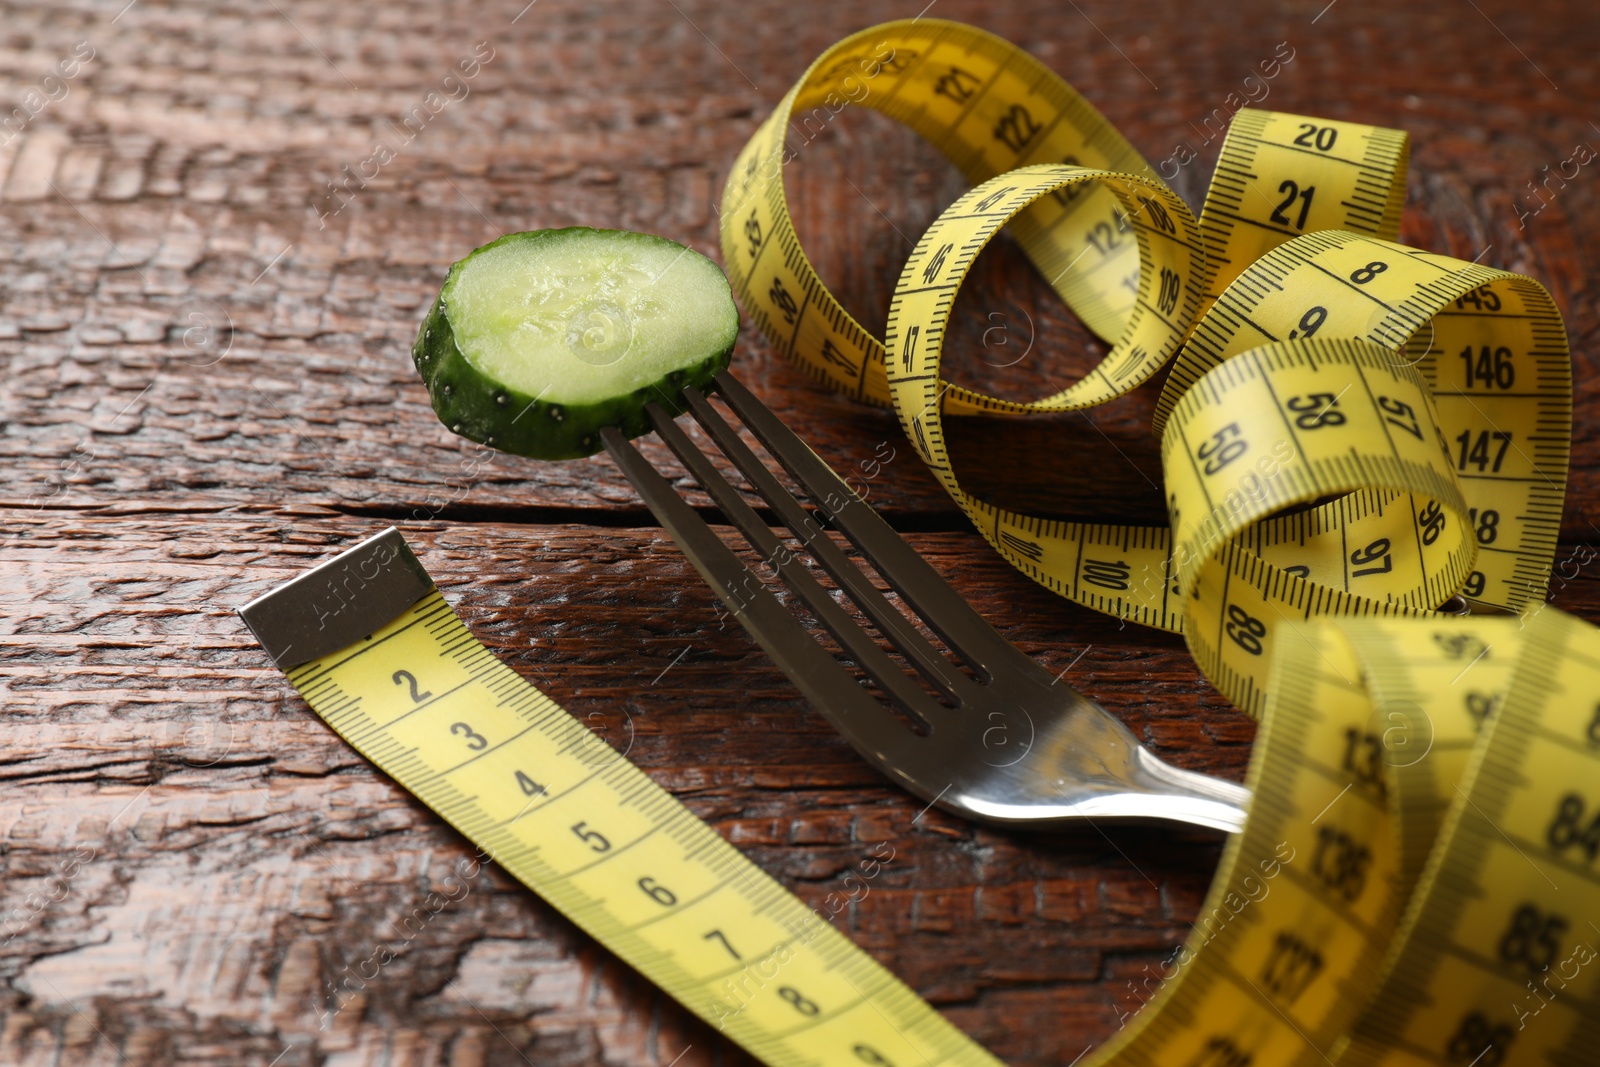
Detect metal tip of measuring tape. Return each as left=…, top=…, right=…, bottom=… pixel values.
left=236, top=526, right=435, bottom=670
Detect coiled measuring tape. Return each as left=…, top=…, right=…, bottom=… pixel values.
left=241, top=530, right=1600, bottom=1067
left=716, top=19, right=1571, bottom=717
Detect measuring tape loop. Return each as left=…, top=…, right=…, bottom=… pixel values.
left=719, top=20, right=1411, bottom=411
left=722, top=19, right=1572, bottom=716
left=720, top=19, right=1168, bottom=408
left=243, top=532, right=1600, bottom=1067
left=886, top=190, right=1516, bottom=714
left=1160, top=229, right=1571, bottom=623
left=1157, top=338, right=1481, bottom=715
left=882, top=162, right=1204, bottom=415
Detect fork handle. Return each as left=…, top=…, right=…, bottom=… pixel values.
left=1126, top=749, right=1252, bottom=833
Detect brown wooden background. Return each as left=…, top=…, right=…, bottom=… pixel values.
left=2, top=1, right=1598, bottom=1064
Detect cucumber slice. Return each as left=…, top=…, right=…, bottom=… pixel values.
left=412, top=227, right=739, bottom=459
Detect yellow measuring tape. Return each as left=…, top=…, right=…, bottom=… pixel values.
left=717, top=19, right=1572, bottom=716
left=234, top=17, right=1595, bottom=1067
left=241, top=530, right=1600, bottom=1067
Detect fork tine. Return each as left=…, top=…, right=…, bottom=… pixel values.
left=710, top=371, right=1022, bottom=680
left=599, top=426, right=918, bottom=757
left=678, top=387, right=975, bottom=703
left=643, top=403, right=954, bottom=726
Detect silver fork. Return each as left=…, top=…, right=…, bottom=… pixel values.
left=601, top=371, right=1250, bottom=833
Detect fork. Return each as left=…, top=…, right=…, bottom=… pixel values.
left=600, top=371, right=1251, bottom=833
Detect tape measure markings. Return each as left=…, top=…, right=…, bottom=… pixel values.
left=278, top=518, right=1600, bottom=1067
left=246, top=529, right=1589, bottom=1066
left=1160, top=230, right=1569, bottom=625
left=1193, top=110, right=1409, bottom=323
left=269, top=577, right=1025, bottom=1067
left=722, top=20, right=1164, bottom=407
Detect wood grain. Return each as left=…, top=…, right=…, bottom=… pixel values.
left=1, top=0, right=1597, bottom=1064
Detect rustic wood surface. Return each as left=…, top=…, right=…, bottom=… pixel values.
left=1, top=1, right=1597, bottom=1065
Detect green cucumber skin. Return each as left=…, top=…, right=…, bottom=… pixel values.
left=411, top=228, right=737, bottom=461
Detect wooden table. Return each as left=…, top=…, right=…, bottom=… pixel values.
left=2, top=1, right=1597, bottom=1064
